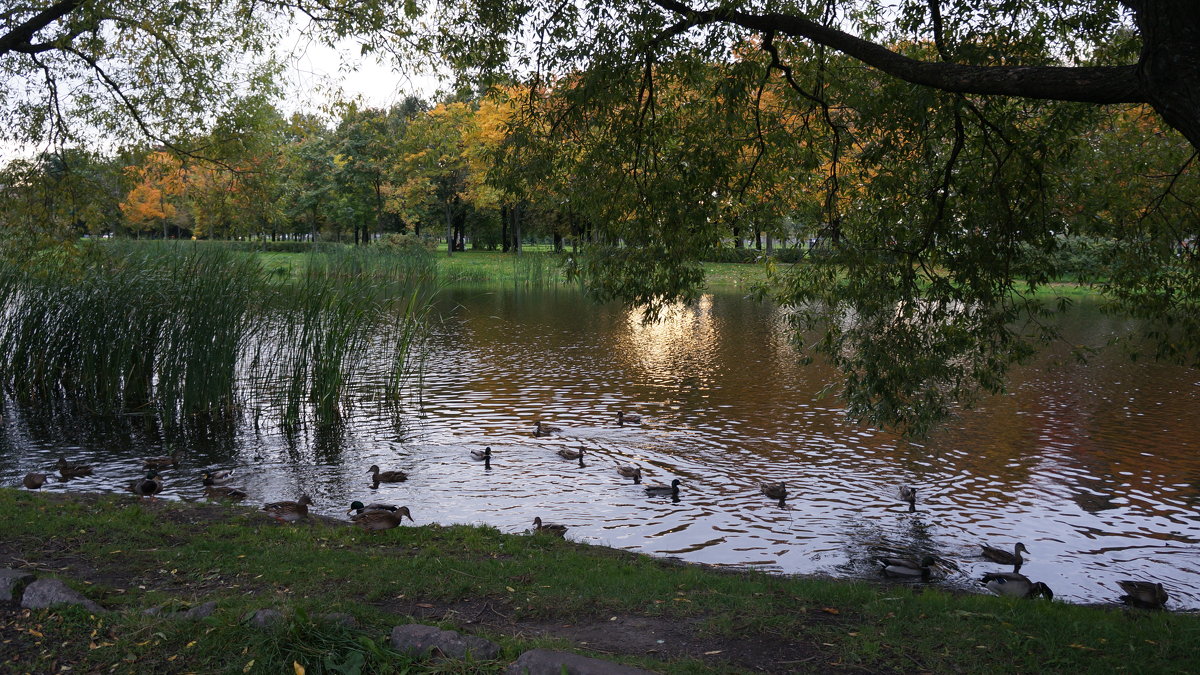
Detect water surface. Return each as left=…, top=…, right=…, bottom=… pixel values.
left=2, top=284, right=1198, bottom=609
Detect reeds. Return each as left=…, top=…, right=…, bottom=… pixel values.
left=0, top=241, right=432, bottom=428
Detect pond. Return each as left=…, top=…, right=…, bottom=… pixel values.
left=2, top=284, right=1198, bottom=610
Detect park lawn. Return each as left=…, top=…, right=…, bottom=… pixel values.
left=1, top=489, right=1195, bottom=674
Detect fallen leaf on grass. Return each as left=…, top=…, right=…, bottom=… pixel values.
left=703, top=650, right=722, bottom=655
left=821, top=607, right=840, bottom=615
left=416, top=603, right=434, bottom=609
left=293, top=661, right=306, bottom=675
left=1069, top=644, right=1099, bottom=652
left=242, top=659, right=254, bottom=673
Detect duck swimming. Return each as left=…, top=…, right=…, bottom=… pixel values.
left=616, top=466, right=642, bottom=484
left=645, top=478, right=681, bottom=498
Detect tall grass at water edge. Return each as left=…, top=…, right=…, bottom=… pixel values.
left=0, top=242, right=433, bottom=427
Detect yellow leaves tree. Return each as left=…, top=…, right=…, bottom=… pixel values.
left=120, top=151, right=185, bottom=238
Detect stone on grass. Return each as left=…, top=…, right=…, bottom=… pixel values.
left=20, top=578, right=105, bottom=613
left=321, top=612, right=358, bottom=627
left=245, top=608, right=283, bottom=628
left=181, top=601, right=218, bottom=620
left=506, top=649, right=657, bottom=675
left=389, top=623, right=500, bottom=661
left=0, top=569, right=34, bottom=602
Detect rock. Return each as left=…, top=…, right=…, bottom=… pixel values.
left=20, top=579, right=105, bottom=613
left=506, top=649, right=657, bottom=675
left=321, top=612, right=358, bottom=627
left=142, top=606, right=163, bottom=616
left=389, top=623, right=500, bottom=661
left=0, top=569, right=34, bottom=603
left=181, top=601, right=218, bottom=620
left=245, top=609, right=283, bottom=628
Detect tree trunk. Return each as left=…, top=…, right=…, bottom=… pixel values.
left=444, top=202, right=453, bottom=256
left=501, top=204, right=510, bottom=252
left=1133, top=1, right=1200, bottom=150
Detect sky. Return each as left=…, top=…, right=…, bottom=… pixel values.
left=275, top=28, right=444, bottom=116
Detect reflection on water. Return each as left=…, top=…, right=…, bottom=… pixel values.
left=3, top=285, right=1199, bottom=609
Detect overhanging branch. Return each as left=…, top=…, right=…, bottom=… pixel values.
left=648, top=0, right=1146, bottom=105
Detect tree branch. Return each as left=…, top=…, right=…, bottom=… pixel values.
left=0, top=0, right=87, bottom=57
left=647, top=0, right=1146, bottom=105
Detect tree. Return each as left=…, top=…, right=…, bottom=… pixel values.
left=411, top=1, right=1199, bottom=435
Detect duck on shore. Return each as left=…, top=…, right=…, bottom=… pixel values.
left=1117, top=580, right=1169, bottom=609
left=263, top=495, right=313, bottom=523
left=532, top=516, right=567, bottom=537
left=128, top=471, right=163, bottom=499
left=981, top=572, right=1054, bottom=599
left=23, top=472, right=47, bottom=489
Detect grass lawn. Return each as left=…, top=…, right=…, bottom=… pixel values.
left=1, top=489, right=1194, bottom=673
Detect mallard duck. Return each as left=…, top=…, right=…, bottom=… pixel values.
left=57, top=456, right=93, bottom=479
left=533, top=421, right=561, bottom=437
left=981, top=542, right=1029, bottom=568
left=897, top=485, right=917, bottom=512
left=616, top=466, right=642, bottom=484
left=761, top=482, right=787, bottom=506
left=263, top=495, right=313, bottom=523
left=877, top=554, right=941, bottom=579
left=981, top=572, right=1054, bottom=599
left=22, top=472, right=47, bottom=489
left=347, top=500, right=402, bottom=515
left=143, top=451, right=180, bottom=470
left=352, top=506, right=413, bottom=531
left=128, top=471, right=163, bottom=499
left=204, top=484, right=248, bottom=502
left=557, top=447, right=585, bottom=467
left=471, top=446, right=492, bottom=461
left=368, top=464, right=408, bottom=486
left=532, top=516, right=568, bottom=537
left=617, top=411, right=641, bottom=426
left=1117, top=580, right=1169, bottom=609
left=206, top=469, right=236, bottom=483
left=645, top=478, right=682, bottom=498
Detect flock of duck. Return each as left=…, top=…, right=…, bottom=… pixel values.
left=18, top=410, right=1174, bottom=611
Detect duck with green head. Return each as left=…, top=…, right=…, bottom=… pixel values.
left=128, top=471, right=163, bottom=499
left=981, top=572, right=1054, bottom=599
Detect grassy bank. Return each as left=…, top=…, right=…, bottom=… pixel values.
left=1, top=490, right=1194, bottom=673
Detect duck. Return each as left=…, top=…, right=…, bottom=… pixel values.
left=202, top=470, right=236, bottom=484
left=981, top=542, right=1029, bottom=568
left=557, top=446, right=585, bottom=464
left=533, top=421, right=561, bottom=437
left=616, top=466, right=642, bottom=484
left=532, top=516, right=568, bottom=537
left=897, top=485, right=917, bottom=512
left=263, top=495, right=313, bottom=523
left=22, top=472, right=47, bottom=489
left=1117, top=580, right=1169, bottom=609
left=346, top=500, right=402, bottom=515
left=645, top=478, right=682, bottom=498
left=352, top=506, right=413, bottom=531
left=877, top=554, right=941, bottom=580
left=617, top=411, right=642, bottom=426
left=57, top=456, right=93, bottom=479
left=143, top=451, right=180, bottom=470
left=761, top=482, right=787, bottom=506
left=471, top=446, right=492, bottom=468
left=981, top=572, right=1054, bottom=599
left=203, top=483, right=248, bottom=502
left=368, top=464, right=408, bottom=486
left=128, top=471, right=163, bottom=499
